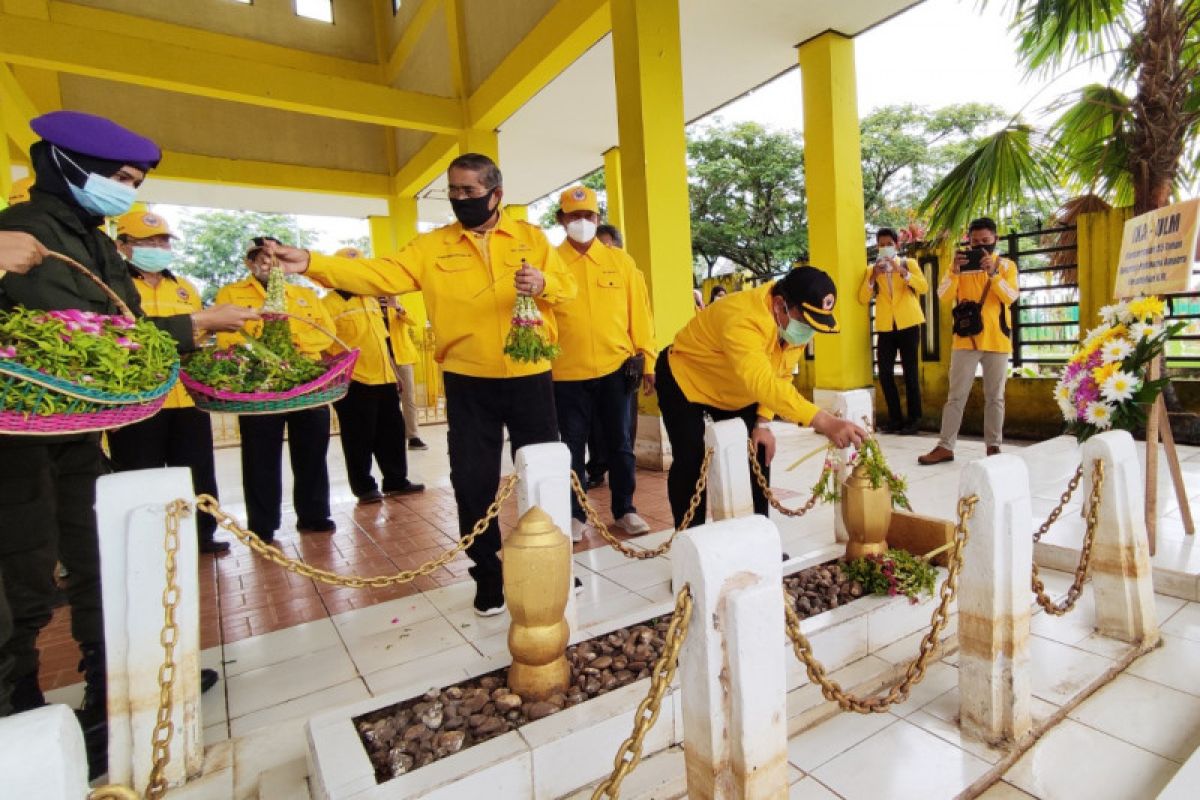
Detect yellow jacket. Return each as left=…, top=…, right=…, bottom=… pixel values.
left=857, top=257, right=927, bottom=331
left=668, top=282, right=819, bottom=425
left=214, top=276, right=334, bottom=357
left=321, top=292, right=395, bottom=385
left=306, top=211, right=576, bottom=379
left=552, top=239, right=656, bottom=381
left=130, top=269, right=201, bottom=409
left=386, top=304, right=420, bottom=366
left=937, top=257, right=1019, bottom=354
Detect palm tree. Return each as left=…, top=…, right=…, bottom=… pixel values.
left=920, top=0, right=1200, bottom=235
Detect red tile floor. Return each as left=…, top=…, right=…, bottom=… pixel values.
left=35, top=465, right=800, bottom=692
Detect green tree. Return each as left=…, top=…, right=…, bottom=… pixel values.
left=174, top=210, right=317, bottom=302
left=537, top=168, right=608, bottom=228
left=920, top=0, right=1200, bottom=235
left=338, top=235, right=372, bottom=256
left=688, top=121, right=808, bottom=280
left=860, top=103, right=1011, bottom=228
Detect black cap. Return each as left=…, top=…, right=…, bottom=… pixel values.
left=774, top=266, right=839, bottom=333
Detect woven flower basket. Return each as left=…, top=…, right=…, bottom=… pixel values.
left=0, top=250, right=180, bottom=435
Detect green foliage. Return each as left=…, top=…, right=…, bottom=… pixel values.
left=182, top=333, right=326, bottom=394
left=844, top=549, right=938, bottom=603
left=503, top=295, right=560, bottom=363
left=338, top=235, right=373, bottom=256
left=173, top=210, right=317, bottom=303
left=809, top=437, right=911, bottom=509
left=688, top=120, right=808, bottom=280
left=0, top=308, right=178, bottom=412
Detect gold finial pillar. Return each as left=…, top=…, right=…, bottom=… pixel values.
left=841, top=463, right=892, bottom=559
left=504, top=507, right=570, bottom=700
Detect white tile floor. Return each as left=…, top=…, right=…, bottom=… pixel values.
left=88, top=427, right=1200, bottom=797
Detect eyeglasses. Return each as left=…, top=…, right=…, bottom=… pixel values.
left=447, top=185, right=491, bottom=200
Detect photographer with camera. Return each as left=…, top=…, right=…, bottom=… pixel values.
left=917, top=217, right=1018, bottom=465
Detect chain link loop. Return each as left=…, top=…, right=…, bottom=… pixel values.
left=746, top=439, right=830, bottom=517
left=783, top=494, right=979, bottom=713
left=1033, top=465, right=1085, bottom=543
left=569, top=449, right=713, bottom=560
left=1032, top=460, right=1105, bottom=616
left=591, top=585, right=693, bottom=800
left=195, top=476, right=517, bottom=588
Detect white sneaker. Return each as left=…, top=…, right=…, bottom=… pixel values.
left=616, top=513, right=651, bottom=536
left=570, top=518, right=593, bottom=543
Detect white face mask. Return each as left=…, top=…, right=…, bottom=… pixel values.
left=566, top=218, right=597, bottom=244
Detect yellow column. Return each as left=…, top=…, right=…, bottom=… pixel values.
left=799, top=32, right=872, bottom=391
left=611, top=0, right=693, bottom=345
left=368, top=215, right=394, bottom=258
left=459, top=129, right=499, bottom=163
left=506, top=204, right=528, bottom=222
left=603, top=146, right=625, bottom=235
left=1078, top=207, right=1132, bottom=331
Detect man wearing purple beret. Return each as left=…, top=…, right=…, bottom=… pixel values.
left=0, top=110, right=255, bottom=778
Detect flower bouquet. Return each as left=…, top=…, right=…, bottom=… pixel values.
left=0, top=306, right=180, bottom=434
left=181, top=264, right=358, bottom=415
left=1054, top=296, right=1184, bottom=441
left=503, top=293, right=560, bottom=363
left=844, top=549, right=937, bottom=604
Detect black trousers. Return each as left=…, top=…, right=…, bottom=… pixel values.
left=332, top=381, right=409, bottom=498
left=585, top=393, right=638, bottom=481
left=443, top=371, right=558, bottom=589
left=108, top=406, right=221, bottom=542
left=655, top=350, right=769, bottom=528
left=554, top=367, right=638, bottom=522
left=0, top=437, right=105, bottom=700
left=876, top=325, right=922, bottom=426
left=238, top=407, right=331, bottom=536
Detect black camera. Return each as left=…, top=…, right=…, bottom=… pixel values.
left=958, top=248, right=985, bottom=272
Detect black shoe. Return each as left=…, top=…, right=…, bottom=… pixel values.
left=586, top=474, right=606, bottom=490
left=297, top=519, right=336, bottom=534
left=782, top=551, right=791, bottom=562
left=879, top=421, right=902, bottom=434
left=469, top=567, right=505, bottom=617
left=408, top=437, right=429, bottom=450
left=899, top=420, right=921, bottom=436
left=383, top=481, right=425, bottom=497
left=10, top=673, right=46, bottom=712
left=356, top=489, right=385, bottom=506
left=199, top=538, right=231, bottom=555
left=574, top=576, right=584, bottom=594
left=200, top=668, right=219, bottom=694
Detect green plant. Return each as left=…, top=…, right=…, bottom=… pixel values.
left=810, top=437, right=912, bottom=510
left=844, top=549, right=937, bottom=603
left=503, top=294, right=560, bottom=363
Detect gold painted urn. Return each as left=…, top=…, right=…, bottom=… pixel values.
left=503, top=507, right=571, bottom=701
left=841, top=461, right=892, bottom=559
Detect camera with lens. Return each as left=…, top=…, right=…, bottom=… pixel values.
left=957, top=248, right=985, bottom=272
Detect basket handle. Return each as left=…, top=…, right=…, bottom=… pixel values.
left=44, top=250, right=135, bottom=320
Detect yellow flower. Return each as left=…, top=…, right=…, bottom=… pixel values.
left=1092, top=362, right=1119, bottom=385
left=1127, top=296, right=1166, bottom=321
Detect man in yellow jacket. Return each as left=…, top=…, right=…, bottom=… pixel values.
left=385, top=296, right=428, bottom=450
left=919, top=216, right=1019, bottom=465
left=657, top=266, right=868, bottom=528
left=858, top=227, right=928, bottom=435
left=216, top=237, right=336, bottom=543
left=323, top=247, right=424, bottom=505
left=552, top=187, right=656, bottom=540
left=263, top=154, right=577, bottom=616
left=107, top=210, right=231, bottom=554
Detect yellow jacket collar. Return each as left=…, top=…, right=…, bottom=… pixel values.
left=441, top=208, right=517, bottom=244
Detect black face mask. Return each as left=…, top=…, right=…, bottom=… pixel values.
left=973, top=242, right=997, bottom=254
left=450, top=189, right=497, bottom=230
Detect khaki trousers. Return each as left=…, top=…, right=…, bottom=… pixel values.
left=937, top=349, right=1010, bottom=450
left=396, top=363, right=420, bottom=439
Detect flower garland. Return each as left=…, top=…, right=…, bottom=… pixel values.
left=503, top=293, right=560, bottom=363
left=1055, top=296, right=1184, bottom=441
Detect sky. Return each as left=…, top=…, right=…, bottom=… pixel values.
left=147, top=0, right=1119, bottom=250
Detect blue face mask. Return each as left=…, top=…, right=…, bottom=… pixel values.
left=53, top=147, right=139, bottom=217
left=130, top=246, right=173, bottom=273
left=779, top=316, right=816, bottom=347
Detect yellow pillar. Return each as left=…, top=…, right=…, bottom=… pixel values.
left=611, top=0, right=693, bottom=345
left=799, top=32, right=871, bottom=391
left=603, top=146, right=625, bottom=235
left=459, top=128, right=499, bottom=163
left=1078, top=207, right=1133, bottom=331
left=506, top=204, right=528, bottom=222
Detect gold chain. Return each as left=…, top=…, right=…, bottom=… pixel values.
left=144, top=499, right=188, bottom=798
left=746, top=439, right=829, bottom=518
left=1033, top=465, right=1085, bottom=543
left=1032, top=460, right=1105, bottom=616
left=783, top=494, right=979, bottom=713
left=591, top=585, right=693, bottom=800
left=195, top=476, right=517, bottom=588
left=569, top=449, right=713, bottom=560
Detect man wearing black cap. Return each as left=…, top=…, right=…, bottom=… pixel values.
left=656, top=266, right=869, bottom=528
left=0, top=110, right=255, bottom=777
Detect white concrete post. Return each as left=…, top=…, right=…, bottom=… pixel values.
left=1083, top=430, right=1159, bottom=646
left=514, top=443, right=578, bottom=632
left=815, top=388, right=874, bottom=542
left=0, top=705, right=89, bottom=798
left=673, top=516, right=788, bottom=800
left=703, top=418, right=754, bottom=520
left=96, top=468, right=203, bottom=790
left=957, top=455, right=1034, bottom=747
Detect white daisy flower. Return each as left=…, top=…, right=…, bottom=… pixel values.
left=1083, top=324, right=1109, bottom=346
left=1084, top=401, right=1115, bottom=429
left=1101, top=338, right=1133, bottom=364
left=1130, top=321, right=1161, bottom=340
left=1057, top=397, right=1076, bottom=422
left=1098, top=302, right=1129, bottom=325
left=1054, top=381, right=1071, bottom=403
left=1101, top=370, right=1139, bottom=403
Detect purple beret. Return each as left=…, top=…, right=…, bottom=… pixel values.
left=30, top=110, right=161, bottom=168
